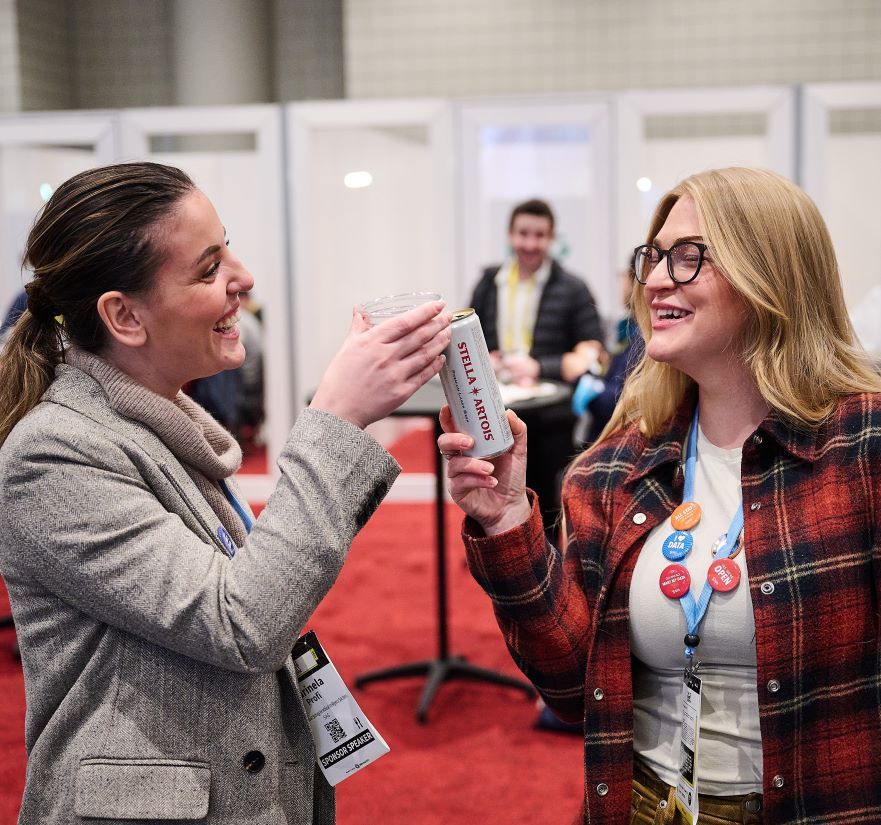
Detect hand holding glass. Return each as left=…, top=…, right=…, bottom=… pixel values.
left=310, top=296, right=451, bottom=429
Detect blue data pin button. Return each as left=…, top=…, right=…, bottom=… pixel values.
left=662, top=531, right=693, bottom=561
left=217, top=525, right=237, bottom=557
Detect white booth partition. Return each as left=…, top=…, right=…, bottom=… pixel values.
left=118, top=106, right=289, bottom=499
left=802, top=83, right=881, bottom=336
left=285, top=99, right=456, bottom=419
left=0, top=112, right=117, bottom=322
left=616, top=86, right=796, bottom=269
left=457, top=98, right=615, bottom=323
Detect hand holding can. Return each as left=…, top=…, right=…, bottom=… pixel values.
left=438, top=404, right=531, bottom=536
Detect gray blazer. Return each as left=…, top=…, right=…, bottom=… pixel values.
left=0, top=364, right=399, bottom=824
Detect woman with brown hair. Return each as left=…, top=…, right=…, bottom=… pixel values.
left=0, top=161, right=451, bottom=824
left=441, top=167, right=881, bottom=824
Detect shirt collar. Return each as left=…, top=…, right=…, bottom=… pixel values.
left=494, top=256, right=552, bottom=288
left=626, top=397, right=694, bottom=484
left=756, top=410, right=821, bottom=462
left=626, top=394, right=821, bottom=484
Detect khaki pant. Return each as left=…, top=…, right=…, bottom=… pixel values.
left=630, top=761, right=763, bottom=825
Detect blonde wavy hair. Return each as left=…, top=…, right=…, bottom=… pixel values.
left=598, top=166, right=881, bottom=442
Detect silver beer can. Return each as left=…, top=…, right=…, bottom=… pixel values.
left=439, top=309, right=514, bottom=459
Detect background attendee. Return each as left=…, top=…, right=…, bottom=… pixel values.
left=572, top=259, right=644, bottom=446
left=186, top=365, right=244, bottom=432
left=0, top=290, right=27, bottom=346
left=186, top=291, right=265, bottom=447
left=442, top=167, right=881, bottom=824
left=235, top=291, right=265, bottom=442
left=0, top=162, right=451, bottom=825
left=469, top=198, right=605, bottom=533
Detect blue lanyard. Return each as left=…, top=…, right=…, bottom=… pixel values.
left=218, top=478, right=254, bottom=534
left=677, top=409, right=744, bottom=661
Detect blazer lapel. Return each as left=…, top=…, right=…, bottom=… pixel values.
left=46, top=365, right=238, bottom=557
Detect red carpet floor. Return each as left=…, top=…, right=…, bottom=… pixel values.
left=309, top=502, right=584, bottom=823
left=0, top=431, right=584, bottom=823
left=383, top=421, right=435, bottom=473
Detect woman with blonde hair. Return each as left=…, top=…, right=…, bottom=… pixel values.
left=0, top=161, right=451, bottom=824
left=441, top=167, right=881, bottom=824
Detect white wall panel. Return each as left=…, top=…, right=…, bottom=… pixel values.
left=287, top=99, right=456, bottom=417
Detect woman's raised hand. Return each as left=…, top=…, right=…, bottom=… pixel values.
left=438, top=406, right=532, bottom=536
left=310, top=301, right=452, bottom=429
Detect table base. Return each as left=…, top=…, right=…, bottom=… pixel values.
left=356, top=655, right=535, bottom=724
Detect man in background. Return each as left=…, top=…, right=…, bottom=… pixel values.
left=469, top=198, right=605, bottom=534
left=573, top=257, right=644, bottom=446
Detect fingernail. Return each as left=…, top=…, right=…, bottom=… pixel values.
left=488, top=477, right=498, bottom=487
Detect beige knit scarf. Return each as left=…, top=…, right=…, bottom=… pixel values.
left=65, top=348, right=249, bottom=547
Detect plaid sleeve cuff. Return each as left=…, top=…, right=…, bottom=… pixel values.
left=462, top=491, right=551, bottom=594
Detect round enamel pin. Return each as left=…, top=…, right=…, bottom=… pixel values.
left=662, top=531, right=694, bottom=561
left=707, top=558, right=740, bottom=592
left=659, top=564, right=691, bottom=599
left=670, top=501, right=701, bottom=531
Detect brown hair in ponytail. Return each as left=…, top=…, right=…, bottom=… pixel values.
left=0, top=161, right=194, bottom=446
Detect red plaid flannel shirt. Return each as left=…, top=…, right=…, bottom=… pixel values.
left=464, top=393, right=881, bottom=824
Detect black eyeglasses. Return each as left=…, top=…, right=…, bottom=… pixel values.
left=633, top=241, right=708, bottom=285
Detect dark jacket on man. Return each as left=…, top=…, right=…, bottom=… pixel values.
left=469, top=259, right=603, bottom=380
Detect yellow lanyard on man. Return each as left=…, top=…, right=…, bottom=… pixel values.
left=503, top=262, right=536, bottom=353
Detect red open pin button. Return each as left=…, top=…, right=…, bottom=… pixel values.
left=708, top=557, right=741, bottom=592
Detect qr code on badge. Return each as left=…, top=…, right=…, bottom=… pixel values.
left=324, top=718, right=346, bottom=744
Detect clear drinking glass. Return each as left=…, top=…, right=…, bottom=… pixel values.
left=358, top=291, right=442, bottom=325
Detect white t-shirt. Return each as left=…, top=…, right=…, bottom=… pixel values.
left=629, top=425, right=763, bottom=795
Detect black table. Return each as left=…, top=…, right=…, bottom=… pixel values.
left=354, top=377, right=572, bottom=722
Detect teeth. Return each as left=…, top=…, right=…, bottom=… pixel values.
left=658, top=308, right=688, bottom=320
left=214, top=310, right=240, bottom=332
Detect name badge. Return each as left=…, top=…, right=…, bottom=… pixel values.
left=675, top=669, right=701, bottom=824
left=292, top=631, right=389, bottom=785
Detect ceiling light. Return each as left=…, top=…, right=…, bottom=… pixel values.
left=344, top=171, right=373, bottom=189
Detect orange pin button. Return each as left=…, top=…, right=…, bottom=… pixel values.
left=671, top=501, right=701, bottom=531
